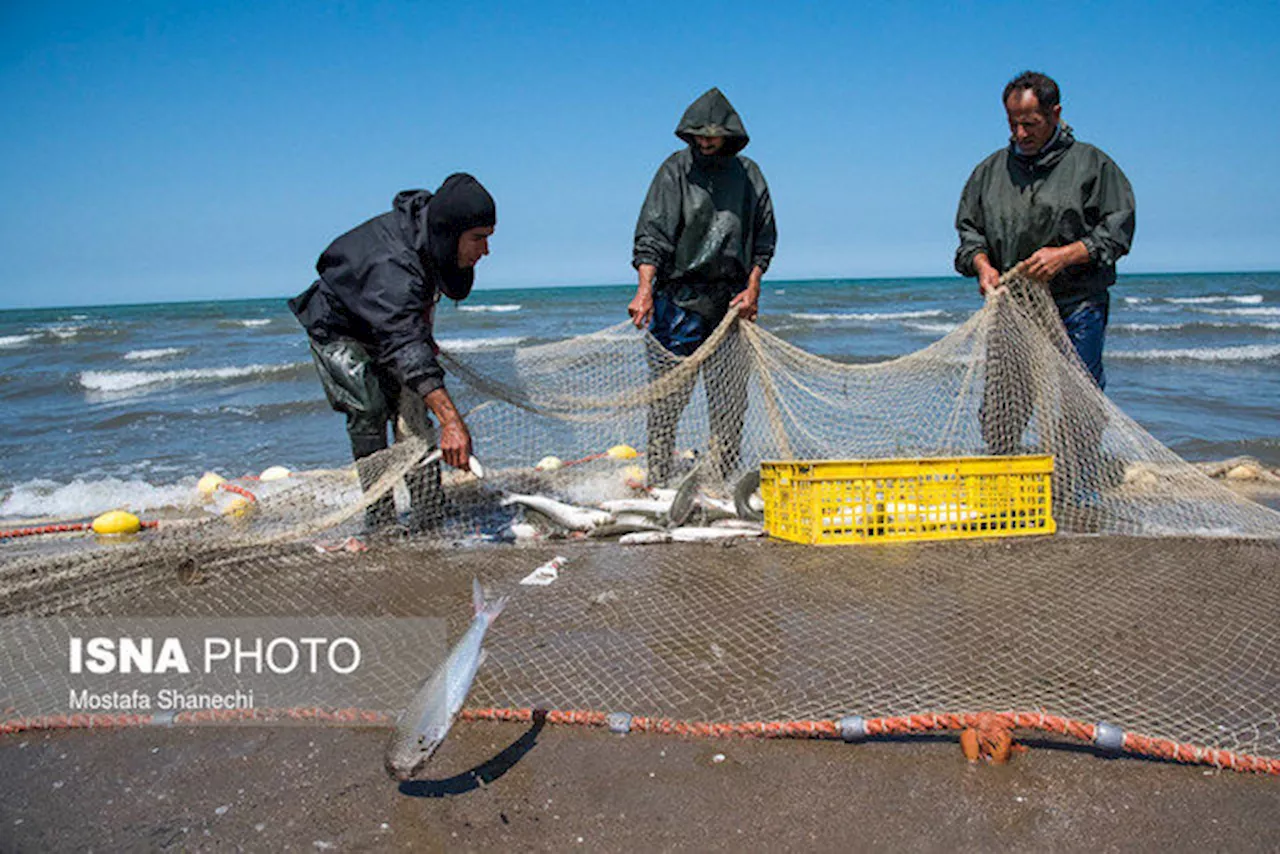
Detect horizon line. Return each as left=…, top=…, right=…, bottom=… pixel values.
left=2, top=269, right=1277, bottom=313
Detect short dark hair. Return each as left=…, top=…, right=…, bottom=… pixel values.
left=1003, top=71, right=1060, bottom=114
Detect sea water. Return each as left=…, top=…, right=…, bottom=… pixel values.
left=1, top=272, right=1276, bottom=520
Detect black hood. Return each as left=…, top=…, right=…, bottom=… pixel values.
left=675, top=88, right=749, bottom=156
left=396, top=174, right=495, bottom=300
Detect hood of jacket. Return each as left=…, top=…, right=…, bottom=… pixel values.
left=393, top=173, right=495, bottom=300
left=675, top=87, right=749, bottom=156
left=1010, top=121, right=1075, bottom=171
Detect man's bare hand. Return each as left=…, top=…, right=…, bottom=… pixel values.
left=974, top=253, right=1002, bottom=296
left=1021, top=241, right=1089, bottom=282
left=437, top=416, right=472, bottom=470
left=629, top=264, right=657, bottom=329
left=729, top=286, right=760, bottom=322
left=978, top=266, right=1002, bottom=296
left=424, top=387, right=472, bottom=470
left=627, top=289, right=654, bottom=328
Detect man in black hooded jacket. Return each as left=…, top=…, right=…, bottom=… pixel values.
left=289, top=173, right=496, bottom=532
left=629, top=87, right=777, bottom=486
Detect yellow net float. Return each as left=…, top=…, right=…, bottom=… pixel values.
left=607, top=444, right=639, bottom=460
left=223, top=496, right=255, bottom=518
left=197, top=472, right=226, bottom=498
left=91, top=510, right=141, bottom=535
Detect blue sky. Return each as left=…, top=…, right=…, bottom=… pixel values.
left=1, top=1, right=1277, bottom=308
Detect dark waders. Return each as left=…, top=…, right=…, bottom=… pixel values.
left=307, top=339, right=445, bottom=533
left=645, top=289, right=749, bottom=488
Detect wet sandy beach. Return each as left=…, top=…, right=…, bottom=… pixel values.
left=3, top=533, right=1279, bottom=850
left=2, top=717, right=1278, bottom=852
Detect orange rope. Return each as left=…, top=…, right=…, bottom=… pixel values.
left=0, top=520, right=160, bottom=540
left=3, top=707, right=1278, bottom=774
left=218, top=483, right=257, bottom=502
left=460, top=707, right=1280, bottom=775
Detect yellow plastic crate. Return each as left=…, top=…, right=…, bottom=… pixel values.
left=760, top=455, right=1055, bottom=545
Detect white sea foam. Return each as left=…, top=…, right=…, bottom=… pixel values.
left=1123, top=296, right=1153, bottom=305
left=791, top=309, right=946, bottom=322
left=903, top=322, right=960, bottom=334
left=233, top=319, right=272, bottom=327
left=124, top=348, right=186, bottom=361
left=1113, top=323, right=1185, bottom=332
left=0, top=334, right=36, bottom=348
left=1166, top=294, right=1263, bottom=305
left=581, top=330, right=637, bottom=343
left=1200, top=307, right=1280, bottom=317
left=438, top=336, right=527, bottom=352
left=0, top=477, right=199, bottom=520
left=46, top=324, right=89, bottom=339
left=459, top=304, right=522, bottom=313
left=80, top=362, right=303, bottom=393
left=1110, top=344, right=1280, bottom=363
left=1115, top=320, right=1280, bottom=332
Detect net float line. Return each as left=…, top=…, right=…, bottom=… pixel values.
left=2, top=706, right=1277, bottom=774
left=457, top=707, right=1280, bottom=775
left=0, top=520, right=159, bottom=540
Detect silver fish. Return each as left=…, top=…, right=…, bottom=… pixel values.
left=598, top=498, right=673, bottom=516
left=385, top=578, right=508, bottom=781
left=501, top=493, right=613, bottom=531
left=669, top=526, right=763, bottom=542
left=619, top=531, right=672, bottom=545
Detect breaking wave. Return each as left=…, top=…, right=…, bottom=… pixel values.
left=0, top=334, right=36, bottom=348
left=1110, top=344, right=1280, bottom=363
left=123, top=348, right=186, bottom=361
left=791, top=309, right=947, bottom=322
left=1124, top=294, right=1263, bottom=306
left=459, top=304, right=522, bottom=313
left=1166, top=294, right=1263, bottom=305
left=1113, top=321, right=1280, bottom=333
left=438, top=335, right=528, bottom=352
left=80, top=362, right=307, bottom=393
left=219, top=318, right=273, bottom=328
left=1200, top=307, right=1280, bottom=317
left=0, top=476, right=200, bottom=520
left=903, top=321, right=961, bottom=334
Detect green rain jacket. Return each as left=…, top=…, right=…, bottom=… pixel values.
left=954, top=124, right=1136, bottom=308
left=633, top=88, right=777, bottom=320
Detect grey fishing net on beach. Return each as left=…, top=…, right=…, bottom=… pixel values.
left=3, top=272, right=1280, bottom=769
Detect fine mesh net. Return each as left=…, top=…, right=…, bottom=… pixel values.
left=3, top=273, right=1279, bottom=765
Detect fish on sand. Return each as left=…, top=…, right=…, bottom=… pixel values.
left=501, top=493, right=614, bottom=531
left=384, top=578, right=508, bottom=781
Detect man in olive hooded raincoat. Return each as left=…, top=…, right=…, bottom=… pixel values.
left=290, top=173, right=496, bottom=533
left=629, top=87, right=777, bottom=486
left=955, top=71, right=1135, bottom=463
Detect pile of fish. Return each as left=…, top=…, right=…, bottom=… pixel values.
left=498, top=483, right=765, bottom=545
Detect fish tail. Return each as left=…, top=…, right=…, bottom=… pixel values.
left=472, top=578, right=509, bottom=622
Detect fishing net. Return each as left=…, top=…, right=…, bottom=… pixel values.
left=3, top=273, right=1280, bottom=771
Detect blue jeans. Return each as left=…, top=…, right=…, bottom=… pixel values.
left=645, top=292, right=748, bottom=486
left=981, top=292, right=1110, bottom=456
left=649, top=290, right=717, bottom=356
left=1060, top=294, right=1109, bottom=390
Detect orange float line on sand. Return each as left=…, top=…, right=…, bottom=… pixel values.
left=3, top=707, right=1278, bottom=775
left=0, top=520, right=160, bottom=540
left=218, top=483, right=258, bottom=502
left=458, top=708, right=1280, bottom=775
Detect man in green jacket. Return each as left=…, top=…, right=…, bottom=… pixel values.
left=955, top=71, right=1135, bottom=458
left=629, top=87, right=777, bottom=486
